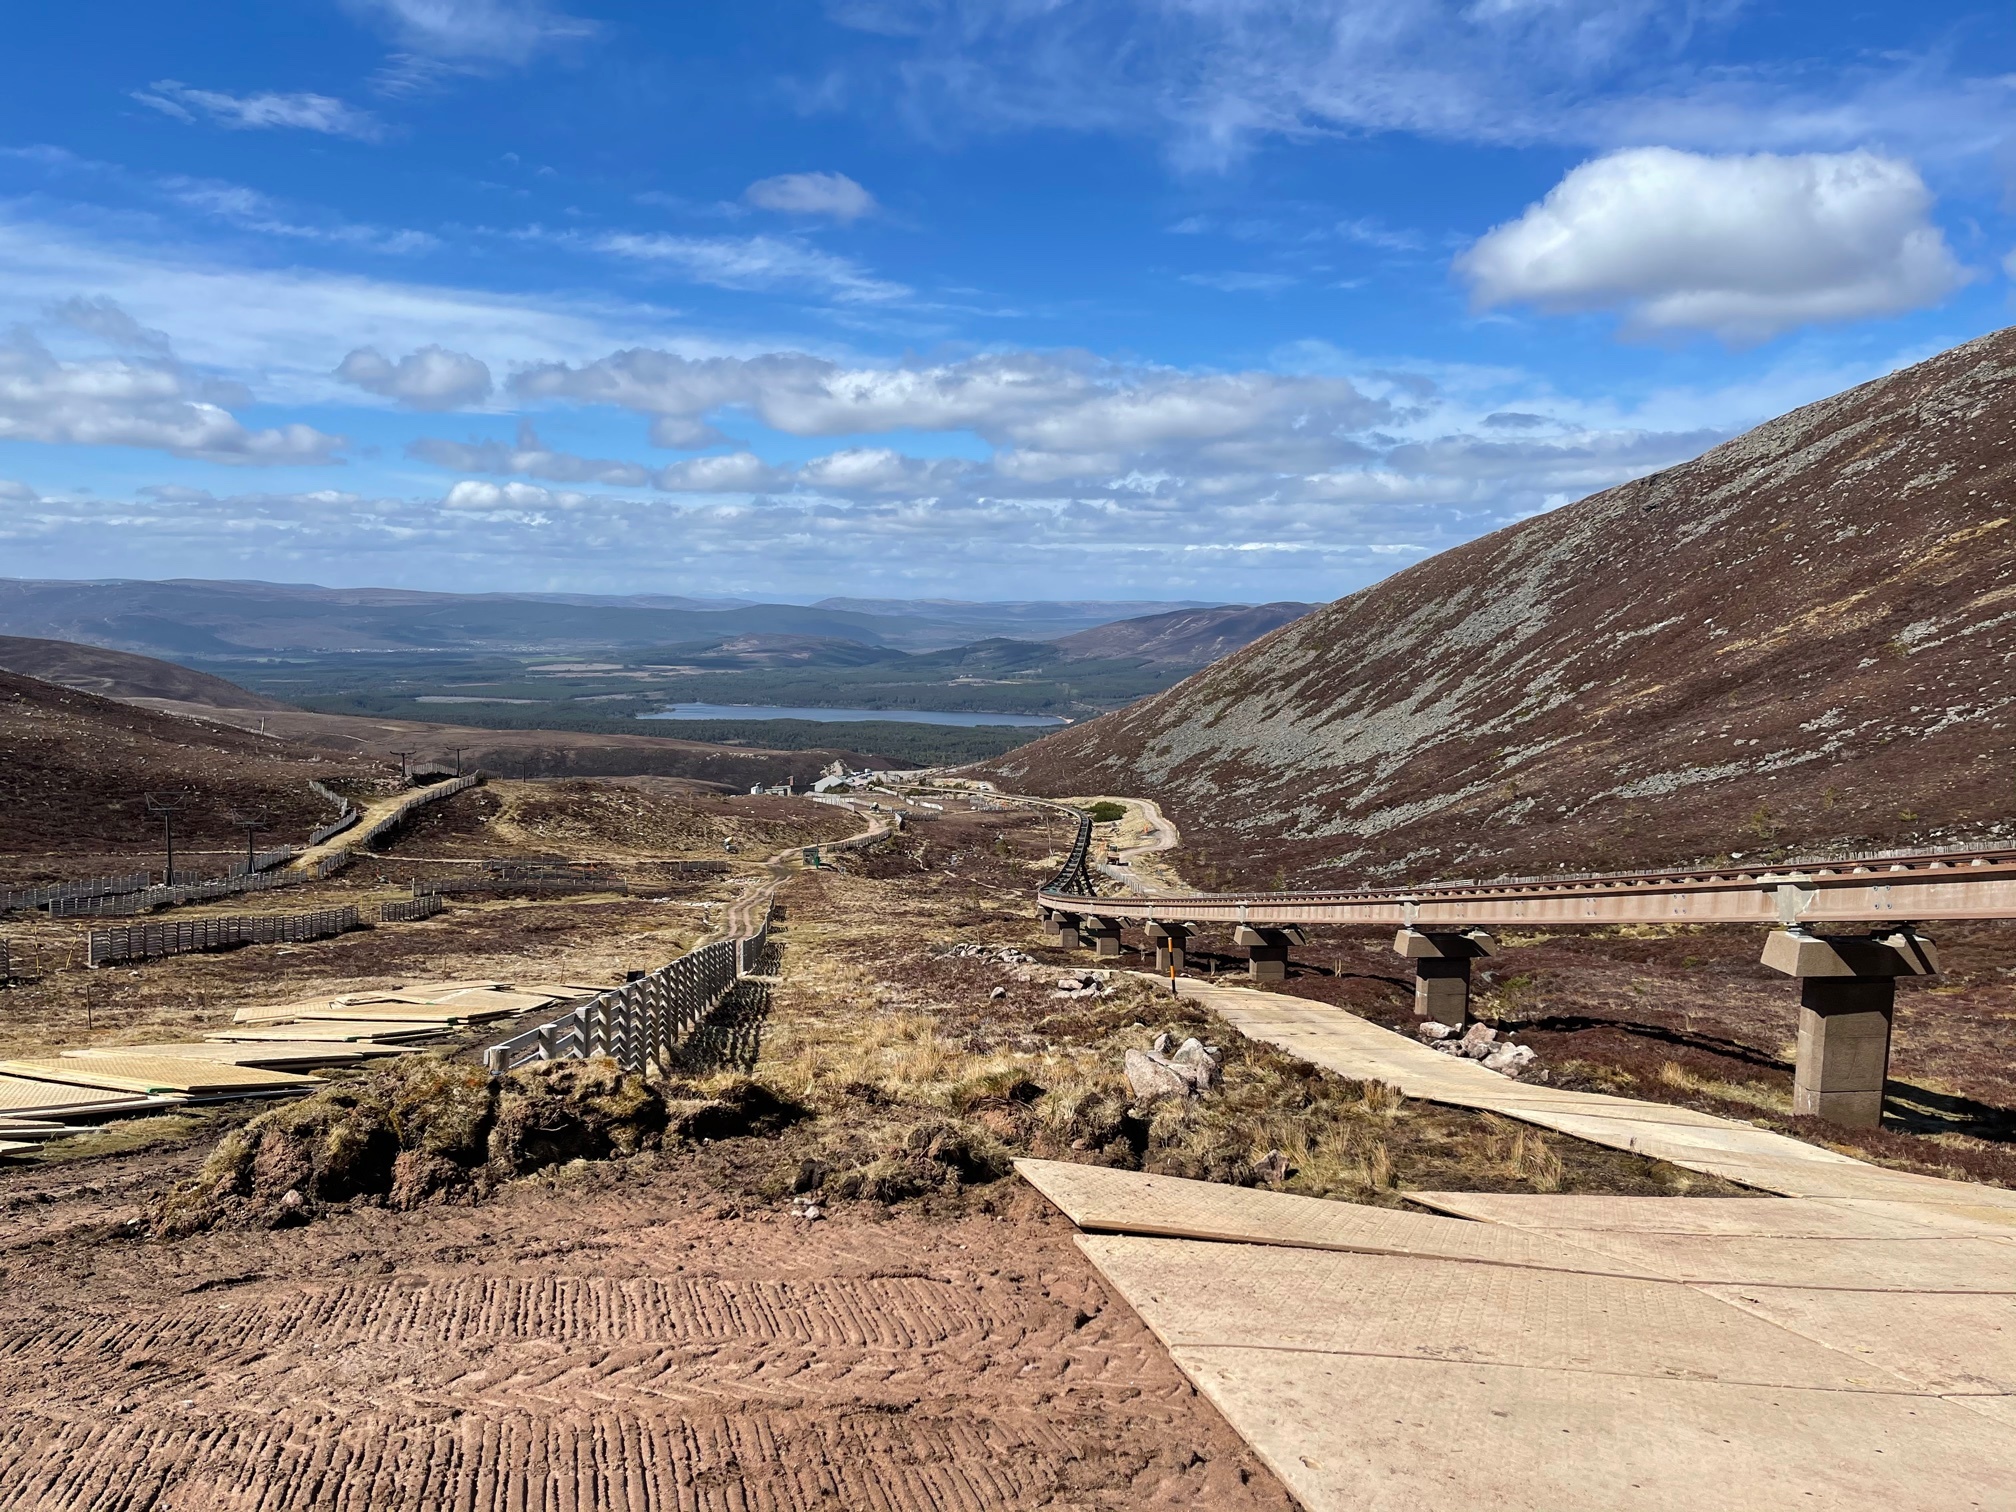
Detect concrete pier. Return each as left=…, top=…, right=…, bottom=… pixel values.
left=1145, top=922, right=1191, bottom=974
left=1085, top=918, right=1125, bottom=959
left=1392, top=928, right=1498, bottom=1027
left=1762, top=928, right=1937, bottom=1129
left=1235, top=924, right=1301, bottom=981
left=1041, top=910, right=1081, bottom=949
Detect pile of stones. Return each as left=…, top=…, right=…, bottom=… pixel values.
left=1124, top=1030, right=1223, bottom=1103
left=1417, top=1020, right=1537, bottom=1076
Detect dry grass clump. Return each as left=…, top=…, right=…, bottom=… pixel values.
left=712, top=934, right=1656, bottom=1212
left=152, top=1055, right=671, bottom=1236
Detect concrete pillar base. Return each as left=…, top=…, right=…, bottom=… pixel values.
left=1085, top=920, right=1124, bottom=959
left=1762, top=929, right=1936, bottom=1131
left=1039, top=911, right=1081, bottom=949
left=1236, top=925, right=1300, bottom=982
left=1146, top=922, right=1191, bottom=975
left=1393, top=928, right=1497, bottom=1027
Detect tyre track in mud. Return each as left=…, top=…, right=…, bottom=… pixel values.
left=0, top=1169, right=1291, bottom=1511
left=0, top=1403, right=1084, bottom=1512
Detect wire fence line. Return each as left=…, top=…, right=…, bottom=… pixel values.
left=307, top=773, right=484, bottom=879
left=46, top=867, right=296, bottom=918
left=87, top=906, right=361, bottom=967
left=379, top=894, right=444, bottom=924
left=484, top=892, right=774, bottom=1076
left=0, top=872, right=154, bottom=912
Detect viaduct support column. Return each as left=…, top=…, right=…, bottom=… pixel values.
left=1085, top=918, right=1125, bottom=960
left=1235, top=925, right=1302, bottom=982
left=1393, top=928, right=1498, bottom=1027
left=1762, top=928, right=1937, bottom=1129
left=1040, top=910, right=1081, bottom=950
left=1145, top=922, right=1191, bottom=974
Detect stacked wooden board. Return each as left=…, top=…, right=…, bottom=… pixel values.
left=0, top=979, right=590, bottom=1158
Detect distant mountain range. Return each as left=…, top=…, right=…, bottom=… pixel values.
left=0, top=579, right=1220, bottom=657
left=1050, top=603, right=1314, bottom=667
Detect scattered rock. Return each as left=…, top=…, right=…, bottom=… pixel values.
left=1124, top=1048, right=1195, bottom=1103
left=1166, top=1037, right=1222, bottom=1091
left=1151, top=1031, right=1173, bottom=1055
left=1252, top=1149, right=1291, bottom=1185
left=1414, top=1020, right=1458, bottom=1041
left=1459, top=1023, right=1499, bottom=1051
left=1482, top=1043, right=1538, bottom=1075
left=989, top=986, right=1007, bottom=1000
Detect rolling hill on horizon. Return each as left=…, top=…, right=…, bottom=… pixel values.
left=0, top=579, right=1217, bottom=658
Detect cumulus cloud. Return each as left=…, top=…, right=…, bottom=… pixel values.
left=594, top=233, right=908, bottom=303
left=743, top=172, right=877, bottom=222
left=133, top=81, right=384, bottom=140
left=0, top=321, right=342, bottom=464
left=341, top=0, right=597, bottom=63
left=1457, top=148, right=1969, bottom=343
left=336, top=345, right=494, bottom=409
left=510, top=349, right=1392, bottom=476
left=408, top=421, right=651, bottom=485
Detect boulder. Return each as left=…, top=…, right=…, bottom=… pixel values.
left=1167, top=1037, right=1222, bottom=1091
left=1125, top=1048, right=1194, bottom=1104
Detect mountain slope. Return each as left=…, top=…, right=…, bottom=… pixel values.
left=1050, top=602, right=1317, bottom=667
left=981, top=326, right=2016, bottom=885
left=0, top=635, right=292, bottom=710
left=0, top=670, right=374, bottom=877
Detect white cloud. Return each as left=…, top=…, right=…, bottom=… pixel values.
left=825, top=0, right=1714, bottom=166
left=341, top=0, right=598, bottom=63
left=408, top=421, right=651, bottom=484
left=0, top=318, right=342, bottom=464
left=133, top=81, right=384, bottom=140
left=654, top=451, right=789, bottom=493
left=0, top=215, right=714, bottom=405
left=1457, top=148, right=1969, bottom=342
left=820, top=2, right=2012, bottom=180
left=161, top=178, right=438, bottom=254
left=336, top=345, right=495, bottom=409
left=594, top=232, right=910, bottom=303
left=744, top=172, right=878, bottom=222
left=510, top=349, right=1392, bottom=466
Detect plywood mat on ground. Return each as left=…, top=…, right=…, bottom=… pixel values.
left=1014, top=1159, right=1668, bottom=1279
left=64, top=1042, right=375, bottom=1069
left=1076, top=1231, right=2016, bottom=1511
left=209, top=1021, right=447, bottom=1044
left=0, top=1056, right=318, bottom=1097
left=1157, top=1344, right=2012, bottom=1512
left=1173, top=977, right=2016, bottom=1208
left=0, top=1075, right=151, bottom=1117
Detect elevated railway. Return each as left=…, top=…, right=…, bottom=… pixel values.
left=994, top=792, right=2016, bottom=1133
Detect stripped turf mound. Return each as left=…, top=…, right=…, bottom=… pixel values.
left=152, top=1056, right=669, bottom=1235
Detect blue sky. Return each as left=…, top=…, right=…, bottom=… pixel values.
left=0, top=0, right=2011, bottom=602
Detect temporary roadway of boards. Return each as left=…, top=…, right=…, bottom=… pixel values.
left=1018, top=972, right=2016, bottom=1512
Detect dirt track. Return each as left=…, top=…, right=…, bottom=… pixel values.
left=0, top=1152, right=1287, bottom=1511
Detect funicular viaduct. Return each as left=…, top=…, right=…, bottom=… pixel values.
left=1031, top=802, right=2013, bottom=1131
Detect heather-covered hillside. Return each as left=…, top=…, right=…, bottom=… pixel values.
left=981, top=327, right=2016, bottom=886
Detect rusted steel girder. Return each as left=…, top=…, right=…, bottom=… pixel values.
left=1037, top=848, right=2016, bottom=928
